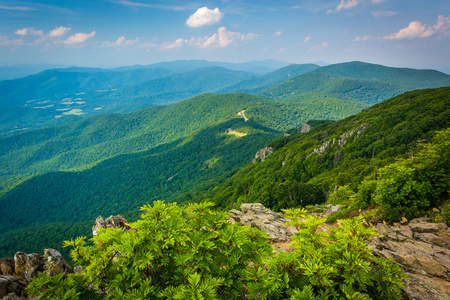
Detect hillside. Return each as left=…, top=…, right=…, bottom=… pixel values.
left=202, top=87, right=450, bottom=211
left=260, top=61, right=450, bottom=104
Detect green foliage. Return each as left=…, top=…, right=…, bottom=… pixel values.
left=27, top=201, right=272, bottom=300
left=27, top=203, right=406, bottom=300
left=244, top=209, right=405, bottom=299
left=357, top=128, right=449, bottom=220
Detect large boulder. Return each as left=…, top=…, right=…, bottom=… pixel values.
left=14, top=253, right=43, bottom=282
left=43, top=249, right=73, bottom=277
left=92, top=215, right=129, bottom=236
left=0, top=275, right=27, bottom=299
left=228, top=203, right=297, bottom=242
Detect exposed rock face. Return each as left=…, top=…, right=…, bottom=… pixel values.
left=300, top=123, right=311, bottom=133
left=228, top=203, right=298, bottom=242
left=368, top=219, right=450, bottom=300
left=252, top=147, right=273, bottom=164
left=309, top=123, right=367, bottom=157
left=43, top=249, right=72, bottom=277
left=92, top=214, right=129, bottom=236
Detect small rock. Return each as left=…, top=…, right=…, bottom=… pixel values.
left=376, top=223, right=394, bottom=236
left=401, top=217, right=408, bottom=225
left=331, top=205, right=341, bottom=213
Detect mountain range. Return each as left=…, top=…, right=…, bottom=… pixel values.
left=0, top=60, right=449, bottom=261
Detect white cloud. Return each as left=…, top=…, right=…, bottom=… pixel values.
left=186, top=7, right=224, bottom=28
left=327, top=0, right=360, bottom=14
left=307, top=41, right=329, bottom=52
left=275, top=31, right=282, bottom=36
left=15, top=28, right=43, bottom=36
left=160, top=38, right=186, bottom=50
left=0, top=36, right=24, bottom=46
left=64, top=31, right=96, bottom=44
left=194, top=27, right=260, bottom=48
left=353, top=35, right=376, bottom=42
left=384, top=15, right=450, bottom=40
left=49, top=26, right=71, bottom=37
left=160, top=27, right=260, bottom=50
left=371, top=0, right=386, bottom=3
left=371, top=11, right=398, bottom=18
left=102, top=36, right=140, bottom=47
left=303, top=36, right=311, bottom=44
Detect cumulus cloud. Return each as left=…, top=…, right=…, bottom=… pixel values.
left=186, top=7, right=224, bottom=28
left=15, top=28, right=43, bottom=36
left=102, top=36, right=140, bottom=47
left=64, top=31, right=96, bottom=44
left=303, top=36, right=311, bottom=44
left=0, top=36, right=24, bottom=46
left=275, top=31, right=282, bottom=36
left=160, top=38, right=186, bottom=50
left=307, top=41, right=329, bottom=52
left=327, top=0, right=360, bottom=14
left=384, top=15, right=450, bottom=40
left=159, top=27, right=260, bottom=50
left=49, top=26, right=71, bottom=37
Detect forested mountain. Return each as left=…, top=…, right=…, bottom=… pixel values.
left=203, top=87, right=449, bottom=212
left=260, top=61, right=450, bottom=104
left=215, top=63, right=319, bottom=94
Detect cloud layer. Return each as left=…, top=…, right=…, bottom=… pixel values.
left=186, top=7, right=223, bottom=28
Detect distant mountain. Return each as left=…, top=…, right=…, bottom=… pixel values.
left=260, top=61, right=450, bottom=104
left=145, top=59, right=290, bottom=74
left=215, top=63, right=319, bottom=94
left=0, top=63, right=68, bottom=80
left=0, top=66, right=256, bottom=135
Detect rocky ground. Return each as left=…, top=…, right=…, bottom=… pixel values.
left=1, top=205, right=449, bottom=299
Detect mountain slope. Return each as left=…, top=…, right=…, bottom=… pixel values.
left=260, top=62, right=450, bottom=105
left=204, top=87, right=450, bottom=210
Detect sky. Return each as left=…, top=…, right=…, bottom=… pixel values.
left=0, top=0, right=449, bottom=72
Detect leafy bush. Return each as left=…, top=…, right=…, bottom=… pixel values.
left=357, top=129, right=449, bottom=220
left=27, top=202, right=407, bottom=299
left=27, top=201, right=272, bottom=299
left=245, top=209, right=406, bottom=299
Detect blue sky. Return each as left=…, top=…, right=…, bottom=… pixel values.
left=1, top=0, right=449, bottom=72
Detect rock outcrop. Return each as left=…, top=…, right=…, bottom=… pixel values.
left=0, top=248, right=72, bottom=299
left=92, top=214, right=129, bottom=236
left=252, top=147, right=273, bottom=164
left=299, top=123, right=312, bottom=133
left=228, top=203, right=298, bottom=242
left=368, top=218, right=450, bottom=300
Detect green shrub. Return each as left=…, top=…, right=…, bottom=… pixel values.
left=356, top=129, right=449, bottom=220
left=244, top=208, right=406, bottom=299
